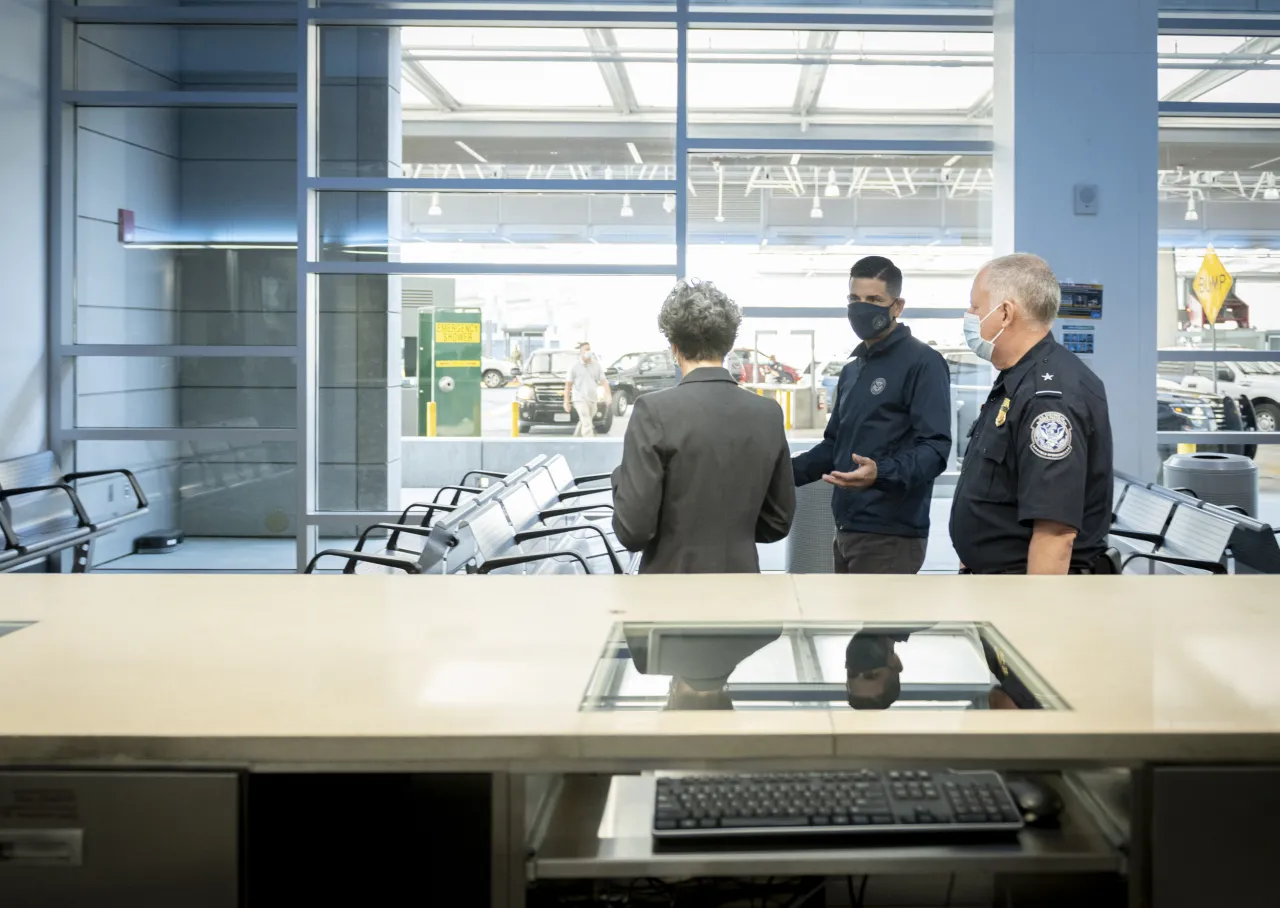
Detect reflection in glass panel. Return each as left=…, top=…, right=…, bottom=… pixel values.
left=73, top=357, right=296, bottom=429
left=687, top=29, right=994, bottom=127
left=71, top=440, right=297, bottom=565
left=72, top=107, right=297, bottom=344
left=583, top=622, right=1066, bottom=712
left=316, top=191, right=677, bottom=263
left=72, top=26, right=296, bottom=92
left=321, top=26, right=676, bottom=177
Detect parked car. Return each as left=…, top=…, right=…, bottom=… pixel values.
left=805, top=358, right=851, bottom=411
left=1160, top=358, right=1280, bottom=433
left=606, top=350, right=679, bottom=416
left=514, top=349, right=614, bottom=434
left=726, top=348, right=801, bottom=384
left=482, top=356, right=519, bottom=389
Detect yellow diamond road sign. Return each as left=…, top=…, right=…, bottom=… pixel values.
left=1193, top=250, right=1233, bottom=326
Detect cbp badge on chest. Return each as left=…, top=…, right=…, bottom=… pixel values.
left=994, top=398, right=1011, bottom=427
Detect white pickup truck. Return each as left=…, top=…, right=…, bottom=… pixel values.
left=1167, top=360, right=1280, bottom=433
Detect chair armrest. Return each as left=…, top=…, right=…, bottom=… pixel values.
left=1221, top=505, right=1248, bottom=515
left=63, top=468, right=150, bottom=509
left=474, top=550, right=590, bottom=575
left=0, top=483, right=93, bottom=528
left=515, top=524, right=622, bottom=574
left=460, top=470, right=507, bottom=485
left=557, top=487, right=612, bottom=501
left=304, top=549, right=422, bottom=575
left=571, top=472, right=613, bottom=485
left=1170, top=488, right=1198, bottom=497
left=0, top=512, right=16, bottom=549
left=1121, top=552, right=1228, bottom=575
left=432, top=485, right=484, bottom=507
left=395, top=502, right=455, bottom=530
left=354, top=522, right=434, bottom=555
left=1110, top=528, right=1164, bottom=545
left=542, top=503, right=614, bottom=518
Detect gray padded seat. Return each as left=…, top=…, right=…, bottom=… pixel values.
left=455, top=501, right=590, bottom=575
left=496, top=482, right=632, bottom=574
left=1121, top=504, right=1234, bottom=575
left=1110, top=486, right=1177, bottom=558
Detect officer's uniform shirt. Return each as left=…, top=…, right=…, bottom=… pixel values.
left=949, top=334, right=1113, bottom=574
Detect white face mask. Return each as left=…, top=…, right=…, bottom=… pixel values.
left=963, top=302, right=1007, bottom=363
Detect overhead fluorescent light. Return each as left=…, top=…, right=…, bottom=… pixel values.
left=620, top=194, right=634, bottom=217
left=824, top=168, right=840, bottom=198
left=455, top=141, right=487, bottom=163
left=944, top=155, right=961, bottom=167
left=627, top=142, right=643, bottom=165
left=790, top=154, right=801, bottom=166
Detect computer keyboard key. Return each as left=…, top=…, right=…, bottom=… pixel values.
left=956, top=813, right=987, bottom=823
left=655, top=819, right=676, bottom=830
left=699, top=818, right=718, bottom=828
left=721, top=816, right=810, bottom=828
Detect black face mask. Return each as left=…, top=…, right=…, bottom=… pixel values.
left=847, top=300, right=894, bottom=341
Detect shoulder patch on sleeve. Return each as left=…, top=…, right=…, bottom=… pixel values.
left=1029, top=411, right=1073, bottom=460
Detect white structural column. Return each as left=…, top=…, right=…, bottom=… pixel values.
left=993, top=0, right=1159, bottom=479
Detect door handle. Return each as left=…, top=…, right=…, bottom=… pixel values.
left=0, top=830, right=84, bottom=866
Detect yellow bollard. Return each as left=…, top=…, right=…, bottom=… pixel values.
left=756, top=387, right=764, bottom=397
left=1177, top=443, right=1197, bottom=454
left=784, top=391, right=792, bottom=431
left=511, top=401, right=520, bottom=438
left=427, top=401, right=437, bottom=438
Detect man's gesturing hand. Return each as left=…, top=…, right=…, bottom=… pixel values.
left=822, top=453, right=878, bottom=490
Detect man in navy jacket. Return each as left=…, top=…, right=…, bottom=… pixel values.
left=792, top=256, right=952, bottom=573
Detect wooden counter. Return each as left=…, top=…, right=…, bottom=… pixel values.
left=1, top=574, right=1278, bottom=770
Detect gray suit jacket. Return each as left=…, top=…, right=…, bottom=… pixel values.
left=611, top=367, right=796, bottom=573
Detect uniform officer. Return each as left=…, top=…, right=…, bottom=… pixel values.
left=949, top=253, right=1114, bottom=575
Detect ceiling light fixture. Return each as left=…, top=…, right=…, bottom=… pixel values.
left=824, top=167, right=840, bottom=198
left=715, top=166, right=725, bottom=223
left=1266, top=187, right=1280, bottom=201
left=620, top=194, right=634, bottom=217
left=944, top=155, right=961, bottom=167
left=428, top=192, right=442, bottom=216
left=604, top=165, right=614, bottom=181
left=455, top=141, right=487, bottom=164
left=790, top=154, right=801, bottom=166
left=811, top=168, right=823, bottom=219
left=627, top=142, right=643, bottom=165
left=1185, top=196, right=1199, bottom=222
left=663, top=194, right=676, bottom=214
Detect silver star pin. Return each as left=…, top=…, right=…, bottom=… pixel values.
left=1041, top=372, right=1054, bottom=381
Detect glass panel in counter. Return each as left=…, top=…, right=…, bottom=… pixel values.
left=580, top=622, right=1067, bottom=712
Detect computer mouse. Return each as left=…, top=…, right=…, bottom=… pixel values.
left=1005, top=777, right=1064, bottom=828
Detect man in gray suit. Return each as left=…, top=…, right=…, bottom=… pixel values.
left=611, top=280, right=796, bottom=573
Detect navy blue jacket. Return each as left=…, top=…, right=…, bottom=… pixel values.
left=792, top=325, right=952, bottom=538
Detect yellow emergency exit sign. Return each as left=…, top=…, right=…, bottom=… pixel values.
left=436, top=322, right=481, bottom=344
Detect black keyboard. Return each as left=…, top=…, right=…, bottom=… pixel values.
left=652, top=769, right=1025, bottom=840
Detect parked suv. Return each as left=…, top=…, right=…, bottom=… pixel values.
left=1162, top=359, right=1280, bottom=433
left=606, top=350, right=679, bottom=416
left=515, top=349, right=615, bottom=435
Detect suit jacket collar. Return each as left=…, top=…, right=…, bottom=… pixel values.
left=680, top=366, right=737, bottom=385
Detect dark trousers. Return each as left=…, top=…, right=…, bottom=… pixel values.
left=833, top=531, right=927, bottom=574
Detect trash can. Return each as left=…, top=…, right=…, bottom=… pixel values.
left=1161, top=452, right=1259, bottom=517
left=786, top=481, right=837, bottom=573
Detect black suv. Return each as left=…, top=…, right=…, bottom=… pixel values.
left=515, top=349, right=615, bottom=434
left=606, top=350, right=679, bottom=416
